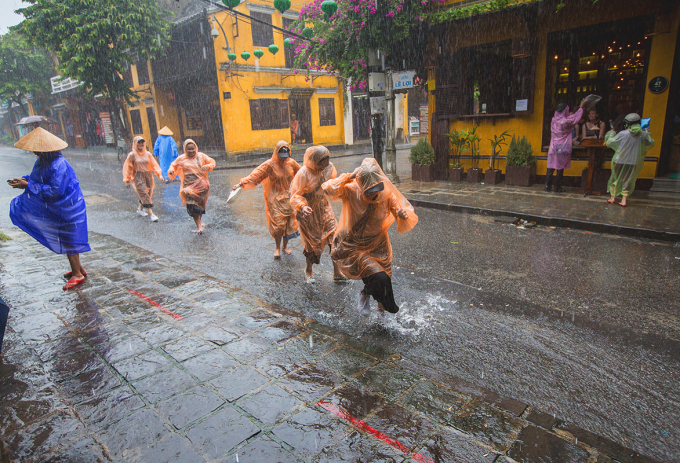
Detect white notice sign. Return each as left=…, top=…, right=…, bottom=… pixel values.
left=515, top=99, right=528, bottom=112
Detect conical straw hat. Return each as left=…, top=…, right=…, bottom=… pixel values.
left=15, top=127, right=68, bottom=152
left=157, top=126, right=173, bottom=136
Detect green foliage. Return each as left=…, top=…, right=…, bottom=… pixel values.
left=0, top=33, right=53, bottom=115
left=17, top=0, right=170, bottom=142
left=447, top=128, right=469, bottom=168
left=291, top=0, right=432, bottom=91
left=465, top=126, right=481, bottom=169
left=0, top=231, right=12, bottom=242
left=488, top=128, right=512, bottom=170
left=409, top=138, right=435, bottom=166
left=429, top=0, right=599, bottom=25
left=505, top=134, right=536, bottom=167
left=1, top=134, right=17, bottom=146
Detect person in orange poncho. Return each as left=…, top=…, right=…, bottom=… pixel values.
left=123, top=136, right=163, bottom=222
left=290, top=146, right=345, bottom=283
left=168, top=139, right=216, bottom=234
left=322, top=158, right=418, bottom=315
left=233, top=140, right=301, bottom=258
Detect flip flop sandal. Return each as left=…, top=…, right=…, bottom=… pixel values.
left=333, top=275, right=348, bottom=282
left=618, top=202, right=627, bottom=207
left=63, top=271, right=87, bottom=280
left=63, top=277, right=85, bottom=290
left=305, top=274, right=315, bottom=284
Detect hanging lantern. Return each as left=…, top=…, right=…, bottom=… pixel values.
left=228, top=52, right=237, bottom=61
left=241, top=51, right=251, bottom=61
left=284, top=38, right=294, bottom=48
left=222, top=0, right=240, bottom=8
left=273, top=0, right=291, bottom=14
left=302, top=27, right=314, bottom=38
left=253, top=49, right=264, bottom=59
left=268, top=44, right=279, bottom=55
left=321, top=0, right=337, bottom=19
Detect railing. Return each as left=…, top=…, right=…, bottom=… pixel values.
left=51, top=75, right=83, bottom=94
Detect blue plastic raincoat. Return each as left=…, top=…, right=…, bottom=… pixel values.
left=154, top=135, right=179, bottom=180
left=9, top=151, right=90, bottom=254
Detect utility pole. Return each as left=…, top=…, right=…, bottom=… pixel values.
left=384, top=69, right=398, bottom=182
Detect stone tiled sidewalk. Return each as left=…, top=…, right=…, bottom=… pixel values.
left=400, top=180, right=680, bottom=241
left=0, top=231, right=661, bottom=462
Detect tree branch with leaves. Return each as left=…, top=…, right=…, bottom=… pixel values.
left=16, top=0, right=171, bottom=144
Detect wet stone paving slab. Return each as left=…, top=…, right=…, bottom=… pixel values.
left=0, top=230, right=665, bottom=463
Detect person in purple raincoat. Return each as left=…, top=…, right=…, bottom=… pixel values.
left=545, top=100, right=586, bottom=192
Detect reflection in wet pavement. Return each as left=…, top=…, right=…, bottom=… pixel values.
left=0, top=230, right=671, bottom=462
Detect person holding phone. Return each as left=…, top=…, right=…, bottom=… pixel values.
left=7, top=128, right=90, bottom=290
left=605, top=113, right=655, bottom=207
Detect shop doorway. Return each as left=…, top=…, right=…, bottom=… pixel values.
left=289, top=89, right=313, bottom=144
left=657, top=23, right=680, bottom=177
left=352, top=94, right=371, bottom=141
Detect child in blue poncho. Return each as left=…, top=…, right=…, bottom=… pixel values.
left=7, top=128, right=90, bottom=290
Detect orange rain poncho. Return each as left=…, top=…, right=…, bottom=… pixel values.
left=290, top=146, right=337, bottom=262
left=322, top=158, right=418, bottom=280
left=239, top=140, right=301, bottom=239
left=123, top=136, right=163, bottom=206
left=168, top=139, right=216, bottom=211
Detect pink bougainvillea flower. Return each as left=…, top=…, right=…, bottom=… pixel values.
left=385, top=11, right=394, bottom=17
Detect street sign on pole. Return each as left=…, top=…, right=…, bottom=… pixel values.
left=392, top=70, right=416, bottom=91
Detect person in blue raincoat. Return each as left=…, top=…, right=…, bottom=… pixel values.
left=7, top=128, right=91, bottom=290
left=154, top=126, right=179, bottom=183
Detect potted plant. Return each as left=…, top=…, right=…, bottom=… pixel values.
left=409, top=138, right=435, bottom=182
left=465, top=126, right=483, bottom=183
left=505, top=134, right=536, bottom=186
left=486, top=129, right=511, bottom=185
left=447, top=129, right=469, bottom=181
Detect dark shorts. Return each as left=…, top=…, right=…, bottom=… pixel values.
left=186, top=204, right=205, bottom=217
left=362, top=271, right=399, bottom=314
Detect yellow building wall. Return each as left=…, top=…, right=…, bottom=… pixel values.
left=211, top=5, right=344, bottom=155
left=154, top=85, right=182, bottom=146
left=436, top=0, right=679, bottom=179
left=124, top=60, right=158, bottom=149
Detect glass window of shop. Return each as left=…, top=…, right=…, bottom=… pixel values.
left=542, top=16, right=653, bottom=148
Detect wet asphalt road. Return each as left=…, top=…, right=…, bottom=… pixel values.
left=1, top=146, right=679, bottom=461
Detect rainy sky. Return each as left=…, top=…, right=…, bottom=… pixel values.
left=0, top=0, right=24, bottom=35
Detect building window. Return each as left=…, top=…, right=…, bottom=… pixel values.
left=319, top=98, right=336, bottom=126
left=251, top=12, right=273, bottom=47
left=542, top=16, right=652, bottom=148
left=130, top=109, right=143, bottom=134
left=136, top=59, right=150, bottom=85
left=436, top=38, right=535, bottom=120
left=283, top=18, right=295, bottom=68
left=250, top=99, right=289, bottom=130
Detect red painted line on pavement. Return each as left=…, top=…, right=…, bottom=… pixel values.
left=317, top=400, right=434, bottom=463
left=129, top=290, right=183, bottom=320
